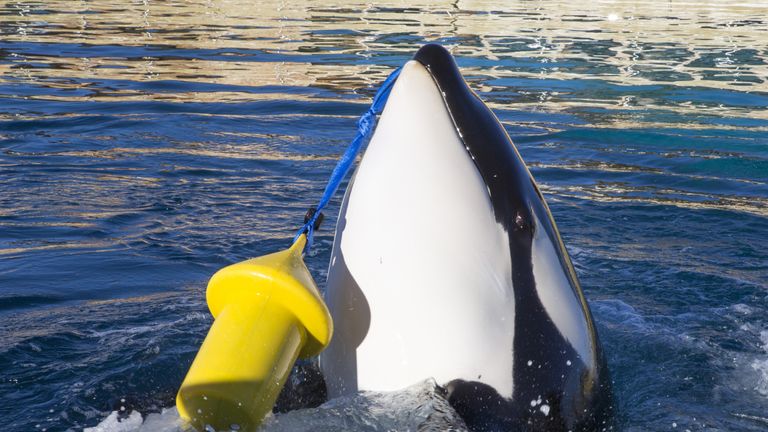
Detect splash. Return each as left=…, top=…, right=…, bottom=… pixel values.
left=85, top=380, right=467, bottom=432
left=752, top=331, right=768, bottom=396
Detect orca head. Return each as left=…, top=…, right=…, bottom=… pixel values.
left=320, top=44, right=614, bottom=431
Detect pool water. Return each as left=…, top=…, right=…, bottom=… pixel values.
left=1, top=1, right=767, bottom=431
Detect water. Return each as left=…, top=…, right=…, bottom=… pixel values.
left=1, top=0, right=767, bottom=430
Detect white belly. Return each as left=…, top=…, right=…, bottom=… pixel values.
left=319, top=60, right=515, bottom=399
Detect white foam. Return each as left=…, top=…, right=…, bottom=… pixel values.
left=86, top=380, right=467, bottom=431
left=752, top=331, right=768, bottom=396
left=84, top=408, right=192, bottom=432
left=731, top=303, right=753, bottom=315
left=84, top=411, right=144, bottom=432
left=591, top=299, right=653, bottom=333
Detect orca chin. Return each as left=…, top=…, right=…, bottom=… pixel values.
left=319, top=44, right=614, bottom=431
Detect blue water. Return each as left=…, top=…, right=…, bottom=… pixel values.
left=2, top=1, right=768, bottom=431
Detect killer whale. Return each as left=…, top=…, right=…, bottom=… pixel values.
left=318, top=44, right=613, bottom=431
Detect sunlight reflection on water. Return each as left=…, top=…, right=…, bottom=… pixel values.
left=1, top=1, right=767, bottom=431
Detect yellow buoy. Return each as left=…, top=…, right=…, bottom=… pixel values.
left=176, top=234, right=332, bottom=431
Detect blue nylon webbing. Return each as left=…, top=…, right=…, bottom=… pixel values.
left=294, top=66, right=402, bottom=254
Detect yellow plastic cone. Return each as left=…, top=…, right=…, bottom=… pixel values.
left=176, top=234, right=332, bottom=431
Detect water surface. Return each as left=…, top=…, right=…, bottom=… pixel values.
left=1, top=1, right=768, bottom=431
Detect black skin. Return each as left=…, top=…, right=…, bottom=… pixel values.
left=274, top=361, right=327, bottom=413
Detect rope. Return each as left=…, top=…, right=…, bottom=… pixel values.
left=294, top=66, right=402, bottom=254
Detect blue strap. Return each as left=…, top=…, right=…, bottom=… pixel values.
left=294, top=66, right=402, bottom=254
left=293, top=68, right=402, bottom=254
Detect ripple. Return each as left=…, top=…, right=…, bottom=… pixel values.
left=1, top=1, right=767, bottom=431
